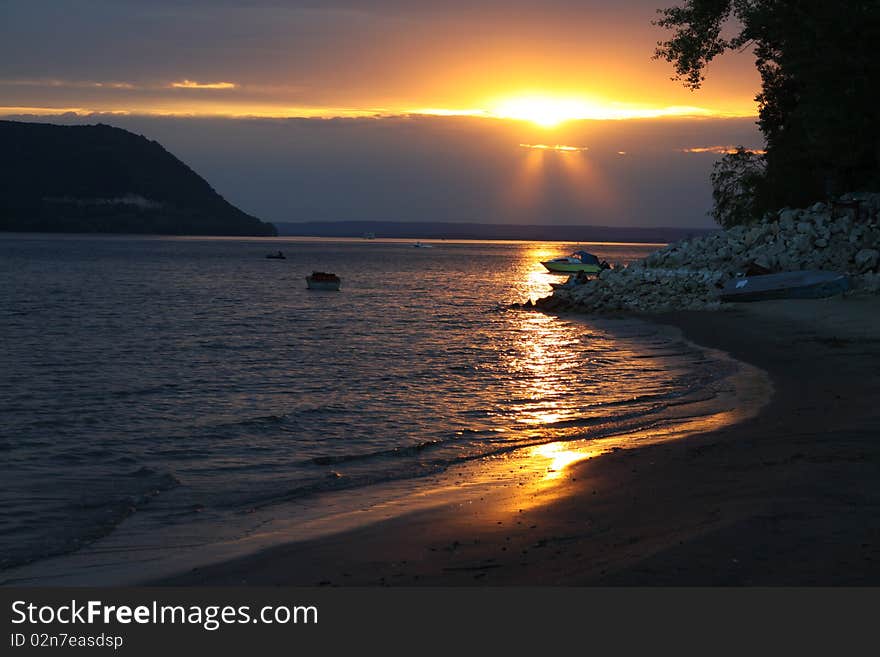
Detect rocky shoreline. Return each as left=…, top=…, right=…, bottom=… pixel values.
left=529, top=192, right=880, bottom=313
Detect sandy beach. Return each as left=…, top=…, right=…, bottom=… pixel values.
left=158, top=295, right=880, bottom=586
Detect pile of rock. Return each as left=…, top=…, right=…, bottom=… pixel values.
left=536, top=192, right=880, bottom=313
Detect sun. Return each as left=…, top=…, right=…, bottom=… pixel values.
left=486, top=94, right=724, bottom=126
left=491, top=96, right=598, bottom=128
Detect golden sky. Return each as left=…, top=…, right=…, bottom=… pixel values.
left=0, top=2, right=766, bottom=228
left=0, top=1, right=760, bottom=125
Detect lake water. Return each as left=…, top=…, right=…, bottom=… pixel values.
left=0, top=235, right=742, bottom=580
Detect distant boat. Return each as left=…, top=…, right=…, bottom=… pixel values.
left=412, top=241, right=434, bottom=248
left=720, top=270, right=849, bottom=302
left=266, top=251, right=286, bottom=260
left=362, top=232, right=375, bottom=239
left=541, top=250, right=604, bottom=274
left=306, top=271, right=341, bottom=291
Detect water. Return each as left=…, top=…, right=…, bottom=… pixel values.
left=0, top=235, right=738, bottom=576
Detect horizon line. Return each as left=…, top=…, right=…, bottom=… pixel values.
left=0, top=106, right=759, bottom=124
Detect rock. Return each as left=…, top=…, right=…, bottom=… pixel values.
left=779, top=212, right=796, bottom=232
left=796, top=221, right=815, bottom=235
left=744, top=225, right=765, bottom=246
left=792, top=234, right=812, bottom=253
left=778, top=208, right=799, bottom=224
left=753, top=254, right=774, bottom=271
left=536, top=192, right=880, bottom=314
left=858, top=272, right=880, bottom=293
left=854, top=248, right=879, bottom=272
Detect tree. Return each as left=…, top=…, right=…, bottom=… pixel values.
left=655, top=1, right=880, bottom=223
left=710, top=147, right=766, bottom=228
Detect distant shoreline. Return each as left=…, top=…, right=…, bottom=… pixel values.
left=274, top=220, right=715, bottom=244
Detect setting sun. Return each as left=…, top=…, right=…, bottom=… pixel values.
left=492, top=96, right=594, bottom=127
left=487, top=94, right=735, bottom=127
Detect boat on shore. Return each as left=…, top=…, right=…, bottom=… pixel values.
left=720, top=270, right=849, bottom=302
left=541, top=250, right=606, bottom=274
left=550, top=271, right=592, bottom=290
left=306, top=271, right=341, bottom=291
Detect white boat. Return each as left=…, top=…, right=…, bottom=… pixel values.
left=541, top=250, right=604, bottom=274
left=306, top=271, right=341, bottom=291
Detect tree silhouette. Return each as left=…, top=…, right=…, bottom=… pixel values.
left=655, top=0, right=880, bottom=223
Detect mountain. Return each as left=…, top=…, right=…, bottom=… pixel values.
left=0, top=120, right=276, bottom=236
left=274, top=220, right=715, bottom=244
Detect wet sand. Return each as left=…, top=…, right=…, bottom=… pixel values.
left=158, top=295, right=880, bottom=586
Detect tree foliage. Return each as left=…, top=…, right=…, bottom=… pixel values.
left=710, top=147, right=766, bottom=228
left=655, top=1, right=880, bottom=225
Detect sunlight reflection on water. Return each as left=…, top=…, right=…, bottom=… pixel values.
left=3, top=235, right=707, bottom=572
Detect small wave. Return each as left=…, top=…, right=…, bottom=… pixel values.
left=0, top=465, right=181, bottom=571
left=309, top=438, right=445, bottom=466
left=109, top=383, right=180, bottom=399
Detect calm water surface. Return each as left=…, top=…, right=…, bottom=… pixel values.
left=0, top=235, right=734, bottom=573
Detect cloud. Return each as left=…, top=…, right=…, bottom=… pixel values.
left=681, top=146, right=765, bottom=155
left=0, top=78, right=136, bottom=90
left=170, top=79, right=238, bottom=90
left=0, top=106, right=131, bottom=116
left=519, top=143, right=588, bottom=152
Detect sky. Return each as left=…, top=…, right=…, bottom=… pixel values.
left=0, top=1, right=764, bottom=228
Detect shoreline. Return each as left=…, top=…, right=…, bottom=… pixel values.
left=156, top=296, right=880, bottom=586
left=3, top=314, right=760, bottom=587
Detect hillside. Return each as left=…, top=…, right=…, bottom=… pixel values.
left=0, top=120, right=276, bottom=236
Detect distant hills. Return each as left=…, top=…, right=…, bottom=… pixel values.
left=275, top=220, right=715, bottom=244
left=0, top=120, right=276, bottom=236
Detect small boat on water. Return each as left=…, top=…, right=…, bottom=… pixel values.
left=306, top=271, right=341, bottom=291
left=541, top=250, right=605, bottom=274
left=720, top=270, right=849, bottom=302
left=266, top=251, right=286, bottom=260
left=412, top=241, right=434, bottom=248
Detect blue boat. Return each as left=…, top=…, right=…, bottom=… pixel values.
left=720, top=270, right=849, bottom=302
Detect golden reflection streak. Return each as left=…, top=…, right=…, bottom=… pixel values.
left=533, top=443, right=598, bottom=480
left=518, top=245, right=563, bottom=301
left=494, top=373, right=771, bottom=516
left=487, top=273, right=773, bottom=517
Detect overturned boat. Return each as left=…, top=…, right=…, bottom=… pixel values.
left=720, top=270, right=849, bottom=302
